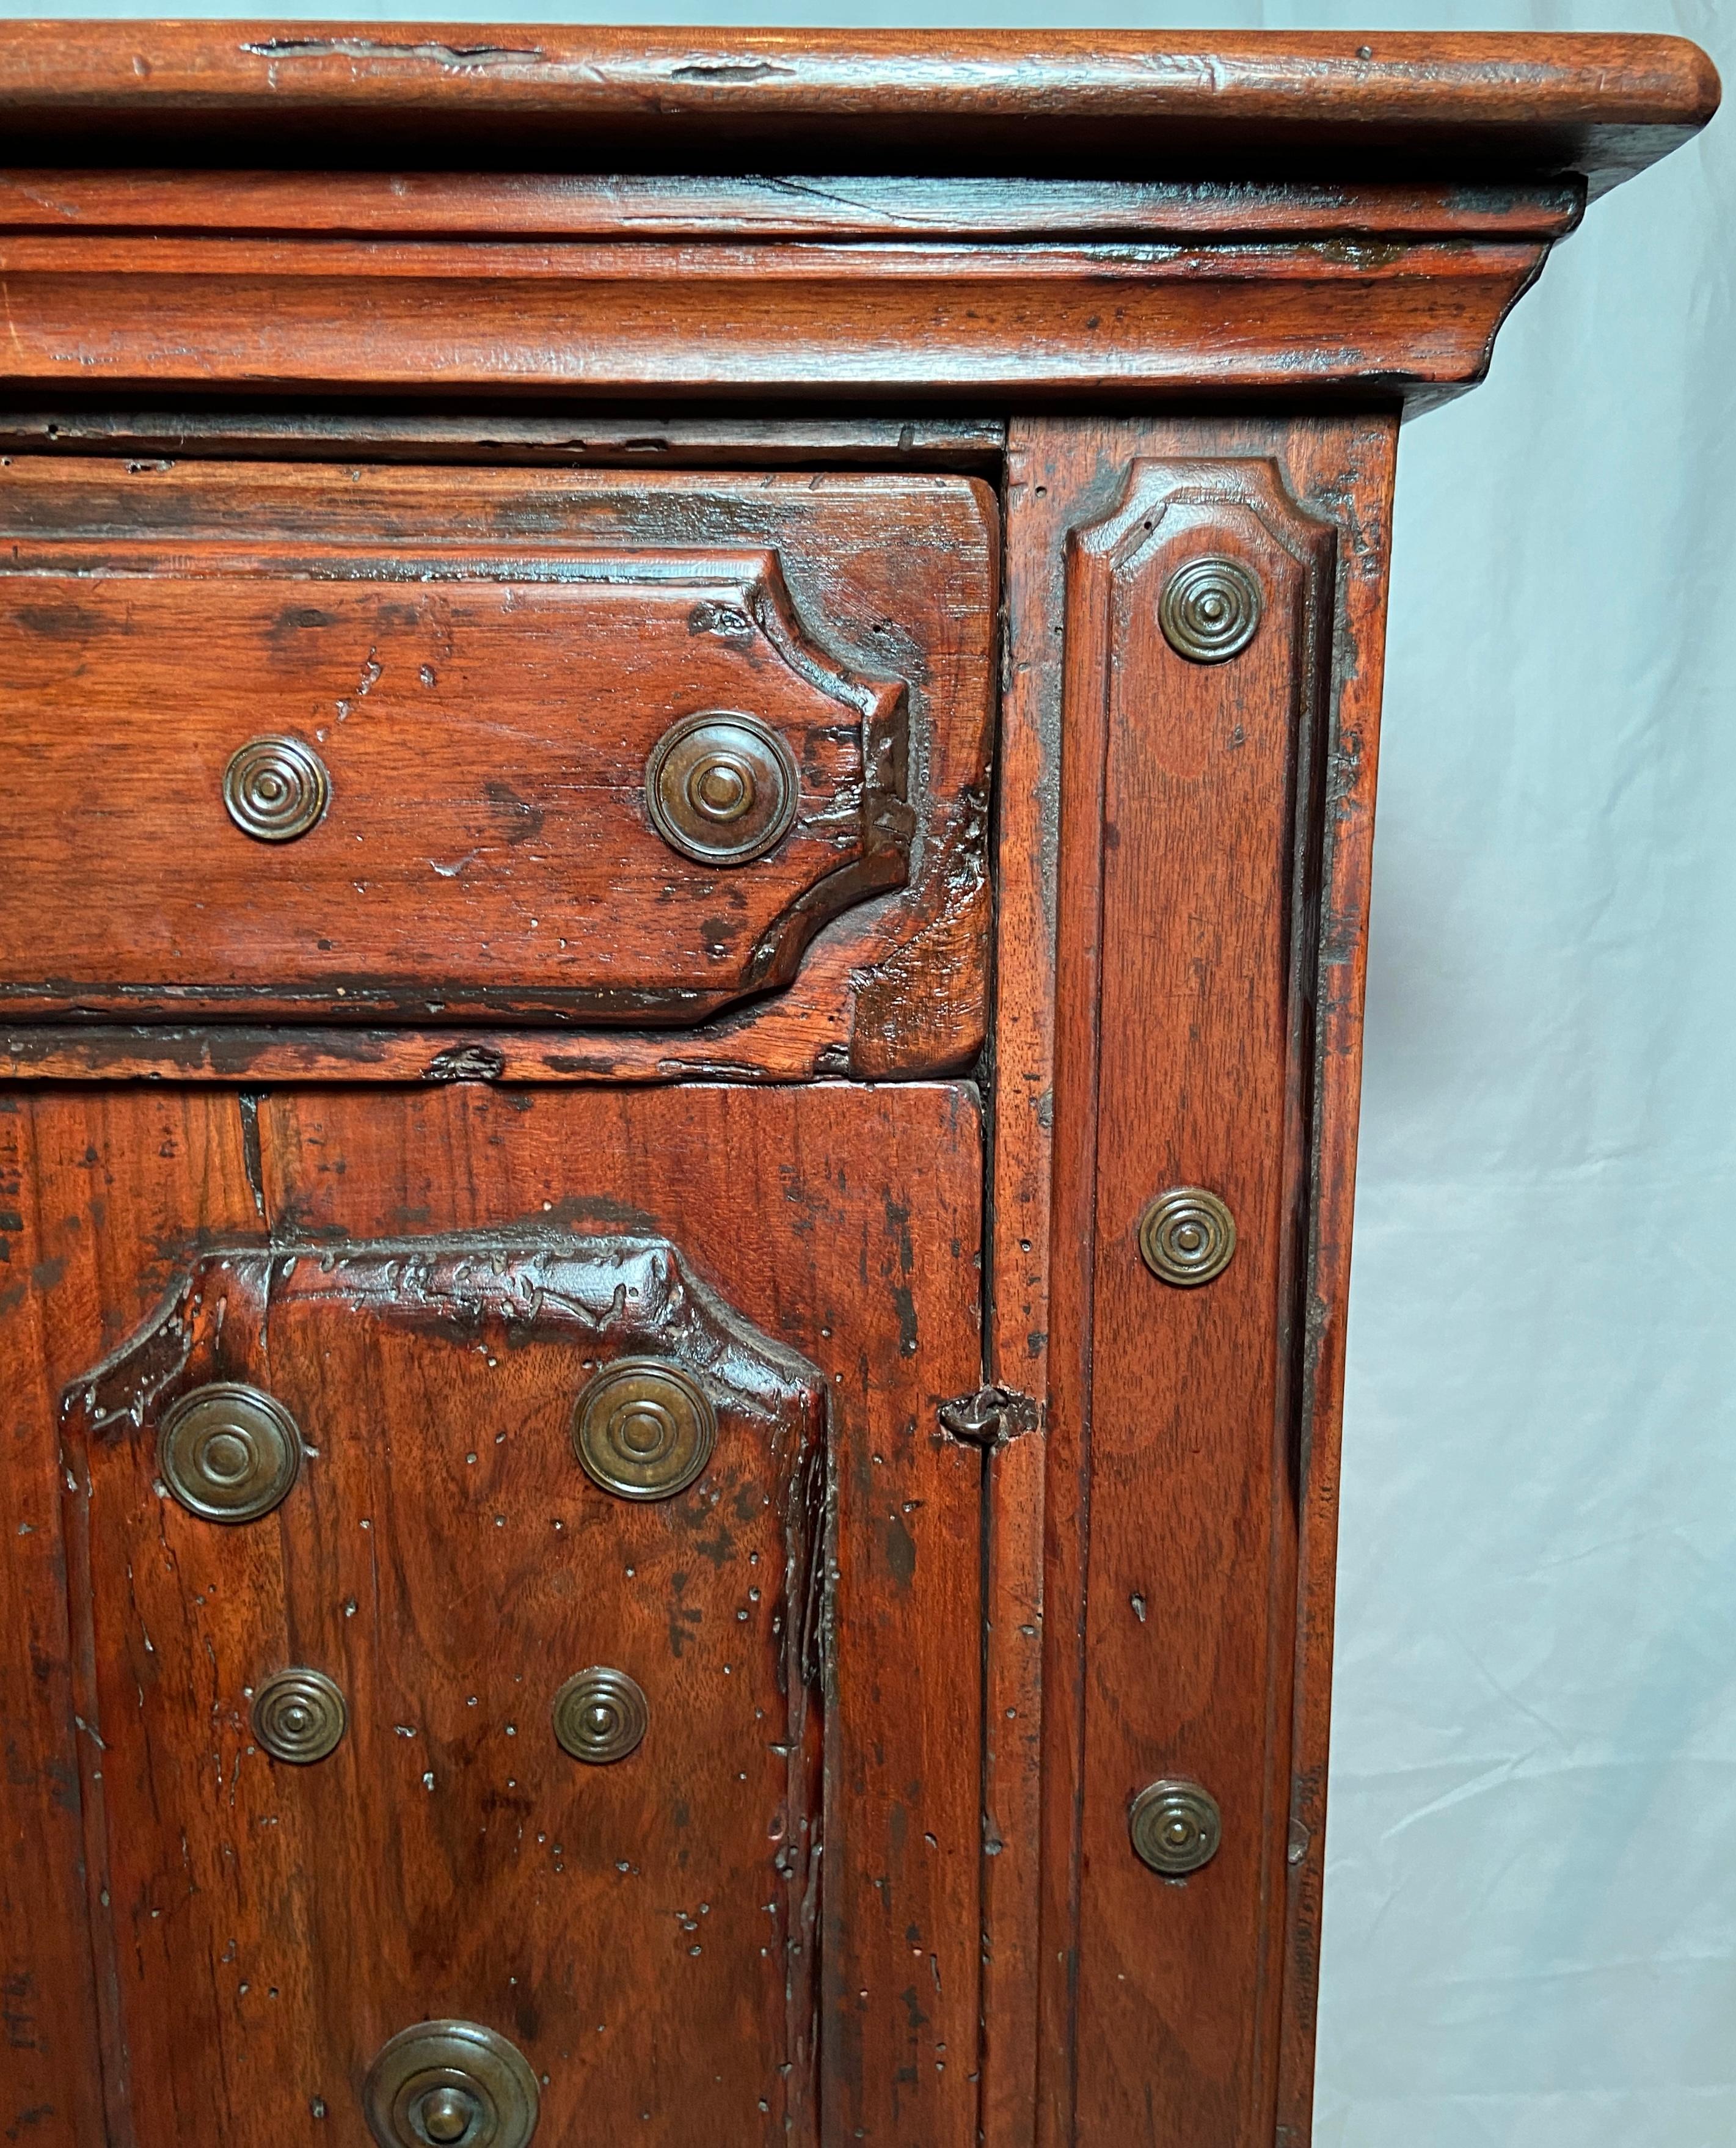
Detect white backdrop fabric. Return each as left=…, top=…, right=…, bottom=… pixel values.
left=7, top=1, right=1728, bottom=2139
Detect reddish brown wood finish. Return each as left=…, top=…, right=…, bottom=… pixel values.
left=65, top=1232, right=828, bottom=2147
left=2, top=1090, right=263, bottom=2148
left=976, top=439, right=1060, bottom=2148
left=0, top=411, right=1005, bottom=470
left=0, top=1024, right=899, bottom=1088
left=983, top=415, right=1397, bottom=2148
left=0, top=217, right=1564, bottom=406
left=0, top=169, right=1586, bottom=240
left=257, top=1083, right=987, bottom=2148
left=0, top=1098, right=107, bottom=2148
left=0, top=27, right=1715, bottom=2148
left=10, top=1081, right=985, bottom=2148
left=0, top=27, right=1715, bottom=195
left=0, top=461, right=994, bottom=1069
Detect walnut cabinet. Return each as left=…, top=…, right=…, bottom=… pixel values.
left=0, top=26, right=1716, bottom=2148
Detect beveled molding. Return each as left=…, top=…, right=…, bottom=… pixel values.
left=0, top=24, right=1716, bottom=407
left=0, top=174, right=1580, bottom=409
left=0, top=27, right=1716, bottom=193
left=0, top=409, right=1007, bottom=470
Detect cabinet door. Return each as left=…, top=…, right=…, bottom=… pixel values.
left=5, top=1082, right=983, bottom=2148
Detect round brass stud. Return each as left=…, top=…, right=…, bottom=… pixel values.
left=572, top=1359, right=716, bottom=1502
left=223, top=734, right=331, bottom=842
left=1158, top=555, right=1264, bottom=664
left=645, top=711, right=799, bottom=866
left=252, top=1667, right=347, bottom=1764
left=363, top=2020, right=540, bottom=2148
left=1129, top=1778, right=1222, bottom=1877
left=1137, top=1187, right=1237, bottom=1288
left=552, top=1666, right=649, bottom=1765
left=158, top=1381, right=302, bottom=1523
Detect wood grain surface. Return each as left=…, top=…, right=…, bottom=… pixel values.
left=0, top=27, right=1716, bottom=193
left=0, top=409, right=1005, bottom=470
left=0, top=30, right=1707, bottom=2144
left=1, top=1089, right=263, bottom=2148
left=0, top=461, right=994, bottom=1070
left=0, top=219, right=1564, bottom=407
left=64, top=1232, right=830, bottom=2147
left=6, top=1080, right=986, bottom=2148
left=0, top=168, right=1583, bottom=238
left=983, top=415, right=1398, bottom=2148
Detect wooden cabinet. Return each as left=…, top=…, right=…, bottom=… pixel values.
left=0, top=26, right=1716, bottom=2148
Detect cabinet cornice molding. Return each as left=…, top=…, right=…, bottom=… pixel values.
left=0, top=25, right=1718, bottom=199
left=0, top=26, right=1716, bottom=408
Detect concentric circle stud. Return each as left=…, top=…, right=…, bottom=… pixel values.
left=1129, top=1778, right=1222, bottom=1876
left=158, top=1381, right=302, bottom=1522
left=645, top=711, right=799, bottom=864
left=1158, top=555, right=1264, bottom=663
left=362, top=2020, right=541, bottom=2148
left=552, top=1667, right=649, bottom=1765
left=1137, top=1187, right=1237, bottom=1287
left=223, top=734, right=331, bottom=841
left=252, top=1667, right=348, bottom=1764
left=572, top=1359, right=716, bottom=1501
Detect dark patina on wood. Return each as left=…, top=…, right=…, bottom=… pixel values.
left=60, top=1227, right=828, bottom=2148
left=0, top=26, right=1716, bottom=2148
left=0, top=27, right=1715, bottom=192
left=0, top=459, right=996, bottom=1072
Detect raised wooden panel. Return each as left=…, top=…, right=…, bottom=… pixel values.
left=2, top=550, right=903, bottom=1023
left=1068, top=456, right=1336, bottom=2146
left=62, top=1229, right=826, bottom=2147
left=0, top=461, right=996, bottom=1072
left=985, top=417, right=1398, bottom=2148
left=6, top=1080, right=984, bottom=2148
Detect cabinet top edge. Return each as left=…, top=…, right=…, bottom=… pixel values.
left=0, top=25, right=1717, bottom=198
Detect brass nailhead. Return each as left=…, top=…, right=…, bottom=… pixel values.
left=1158, top=555, right=1264, bottom=664
left=362, top=2020, right=541, bottom=2148
left=552, top=1666, right=649, bottom=1765
left=1137, top=1187, right=1237, bottom=1287
left=1129, top=1779, right=1222, bottom=1876
left=252, top=1667, right=348, bottom=1765
left=645, top=711, right=799, bottom=865
left=158, top=1381, right=303, bottom=1523
left=223, top=734, right=331, bottom=842
left=572, top=1359, right=717, bottom=1501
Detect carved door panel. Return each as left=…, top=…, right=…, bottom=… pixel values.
left=63, top=1233, right=823, bottom=2148
left=28, top=1082, right=983, bottom=2148
left=0, top=461, right=996, bottom=1072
